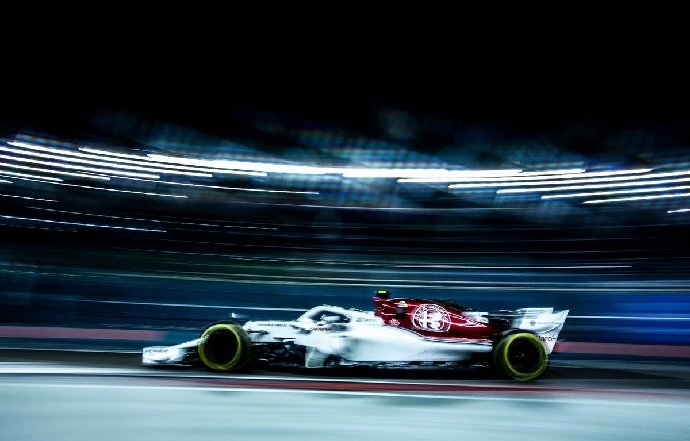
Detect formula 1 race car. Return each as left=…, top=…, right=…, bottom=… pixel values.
left=143, top=290, right=569, bottom=381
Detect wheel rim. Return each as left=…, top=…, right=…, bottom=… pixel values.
left=203, top=329, right=239, bottom=365
left=507, top=338, right=542, bottom=374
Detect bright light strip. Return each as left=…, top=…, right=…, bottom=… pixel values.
left=147, top=153, right=442, bottom=177
left=0, top=179, right=11, bottom=184
left=1, top=159, right=111, bottom=180
left=148, top=154, right=300, bottom=175
left=446, top=168, right=652, bottom=185
left=12, top=177, right=188, bottom=199
left=33, top=207, right=168, bottom=224
left=541, top=185, right=690, bottom=199
left=508, top=168, right=586, bottom=176
left=349, top=168, right=525, bottom=179
left=30, top=206, right=239, bottom=229
left=451, top=169, right=666, bottom=190
left=78, top=147, right=158, bottom=159
left=47, top=182, right=188, bottom=198
left=668, top=208, right=690, bottom=213
left=78, top=147, right=264, bottom=177
left=4, top=143, right=211, bottom=177
left=495, top=174, right=690, bottom=194
left=344, top=169, right=453, bottom=178
left=583, top=193, right=690, bottom=204
left=0, top=215, right=165, bottom=232
left=0, top=170, right=63, bottom=182
left=0, top=193, right=57, bottom=202
left=217, top=161, right=325, bottom=175
left=0, top=153, right=159, bottom=179
left=399, top=168, right=588, bottom=182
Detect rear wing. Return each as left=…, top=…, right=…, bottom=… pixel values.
left=514, top=308, right=570, bottom=353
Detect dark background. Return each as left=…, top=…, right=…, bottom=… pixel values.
left=2, top=17, right=690, bottom=351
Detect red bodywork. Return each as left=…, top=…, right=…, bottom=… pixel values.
left=373, top=295, right=502, bottom=344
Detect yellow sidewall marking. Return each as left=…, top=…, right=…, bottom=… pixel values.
left=497, top=333, right=547, bottom=381
left=199, top=324, right=246, bottom=371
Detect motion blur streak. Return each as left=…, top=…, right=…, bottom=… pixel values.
left=79, top=148, right=268, bottom=177
left=0, top=158, right=113, bottom=180
left=3, top=263, right=690, bottom=348
left=0, top=215, right=166, bottom=232
left=2, top=93, right=690, bottom=361
left=584, top=192, right=690, bottom=204
left=2, top=375, right=688, bottom=441
left=0, top=381, right=686, bottom=402
left=123, top=178, right=319, bottom=195
left=0, top=170, right=63, bottom=181
left=0, top=193, right=56, bottom=202
left=541, top=184, right=690, bottom=199
left=0, top=150, right=162, bottom=179
left=3, top=143, right=212, bottom=177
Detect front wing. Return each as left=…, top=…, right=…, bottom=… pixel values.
left=142, top=338, right=203, bottom=367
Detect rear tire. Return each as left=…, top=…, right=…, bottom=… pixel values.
left=493, top=332, right=548, bottom=381
left=198, top=323, right=252, bottom=371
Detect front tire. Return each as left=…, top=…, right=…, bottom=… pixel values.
left=198, top=323, right=252, bottom=371
left=493, top=332, right=548, bottom=381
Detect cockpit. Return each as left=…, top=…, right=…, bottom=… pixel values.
left=296, top=306, right=351, bottom=324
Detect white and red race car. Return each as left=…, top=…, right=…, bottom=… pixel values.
left=143, top=290, right=569, bottom=381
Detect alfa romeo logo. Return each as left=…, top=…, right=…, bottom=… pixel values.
left=412, top=304, right=451, bottom=332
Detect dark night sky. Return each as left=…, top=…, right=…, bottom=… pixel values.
left=0, top=10, right=685, bottom=142
left=3, top=68, right=687, bottom=158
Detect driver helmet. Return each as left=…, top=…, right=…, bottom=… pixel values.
left=374, top=289, right=390, bottom=299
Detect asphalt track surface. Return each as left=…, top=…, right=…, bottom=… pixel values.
left=1, top=348, right=689, bottom=441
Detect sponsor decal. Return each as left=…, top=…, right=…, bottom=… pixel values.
left=389, top=318, right=400, bottom=326
left=411, top=304, right=451, bottom=332
left=144, top=348, right=169, bottom=354
left=308, top=327, right=330, bottom=331
left=540, top=334, right=558, bottom=342
left=397, top=301, right=407, bottom=308
left=529, top=320, right=564, bottom=327
left=355, top=317, right=378, bottom=323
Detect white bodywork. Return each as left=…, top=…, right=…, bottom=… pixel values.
left=297, top=323, right=495, bottom=367
left=143, top=304, right=569, bottom=368
left=512, top=307, right=570, bottom=353
left=142, top=338, right=201, bottom=366
left=243, top=305, right=383, bottom=344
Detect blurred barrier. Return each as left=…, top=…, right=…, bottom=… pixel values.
left=1, top=325, right=689, bottom=360
left=554, top=341, right=690, bottom=358
left=0, top=326, right=164, bottom=341
left=3, top=262, right=690, bottom=354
